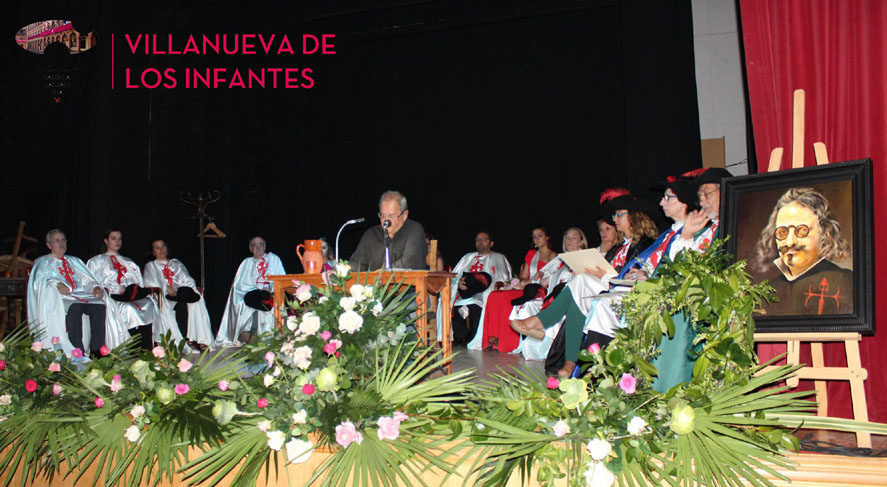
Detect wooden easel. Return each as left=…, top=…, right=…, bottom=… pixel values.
left=755, top=89, right=871, bottom=448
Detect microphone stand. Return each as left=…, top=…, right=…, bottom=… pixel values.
left=383, top=221, right=392, bottom=269
left=335, top=217, right=365, bottom=262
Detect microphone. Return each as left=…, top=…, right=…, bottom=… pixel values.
left=382, top=220, right=391, bottom=229
left=335, top=217, right=367, bottom=262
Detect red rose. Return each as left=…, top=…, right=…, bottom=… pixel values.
left=25, top=379, right=38, bottom=393
left=257, top=398, right=269, bottom=409
left=99, top=345, right=110, bottom=356
left=0, top=360, right=6, bottom=371
left=302, top=384, right=315, bottom=395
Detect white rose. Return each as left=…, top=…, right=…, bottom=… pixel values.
left=299, top=313, right=321, bottom=336
left=349, top=284, right=367, bottom=302
left=292, top=409, right=308, bottom=425
left=295, top=358, right=312, bottom=370
left=338, top=310, right=364, bottom=334
left=0, top=395, right=11, bottom=406
left=364, top=287, right=375, bottom=299
left=627, top=416, right=647, bottom=437
left=584, top=461, right=615, bottom=487
left=131, top=405, right=146, bottom=418
left=263, top=374, right=275, bottom=387
left=339, top=296, right=357, bottom=312
left=286, top=316, right=298, bottom=332
left=124, top=425, right=141, bottom=443
left=297, top=289, right=312, bottom=303
left=335, top=262, right=351, bottom=278
left=285, top=437, right=314, bottom=464
left=371, top=301, right=384, bottom=317
left=586, top=438, right=612, bottom=461
left=0, top=343, right=5, bottom=352
left=319, top=296, right=329, bottom=304
left=293, top=346, right=312, bottom=363
left=272, top=366, right=281, bottom=377
left=266, top=430, right=286, bottom=451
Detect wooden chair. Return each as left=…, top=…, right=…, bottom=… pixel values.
left=0, top=222, right=36, bottom=338
left=425, top=240, right=439, bottom=324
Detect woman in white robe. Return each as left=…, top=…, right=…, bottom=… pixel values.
left=87, top=229, right=159, bottom=349
left=510, top=227, right=587, bottom=360
left=143, top=240, right=213, bottom=349
left=215, top=236, right=286, bottom=346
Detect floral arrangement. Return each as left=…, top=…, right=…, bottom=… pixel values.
left=0, top=252, right=833, bottom=487
left=462, top=242, right=814, bottom=487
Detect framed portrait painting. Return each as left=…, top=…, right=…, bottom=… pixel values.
left=722, top=159, right=874, bottom=334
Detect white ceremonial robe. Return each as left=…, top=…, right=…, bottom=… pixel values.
left=87, top=253, right=158, bottom=333
left=438, top=251, right=512, bottom=344
left=144, top=259, right=214, bottom=345
left=27, top=254, right=127, bottom=354
left=215, top=252, right=285, bottom=346
left=510, top=257, right=574, bottom=360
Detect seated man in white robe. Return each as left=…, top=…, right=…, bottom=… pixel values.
left=215, top=236, right=286, bottom=346
left=87, top=229, right=158, bottom=350
left=444, top=231, right=511, bottom=345
left=27, top=229, right=126, bottom=357
left=143, top=239, right=214, bottom=351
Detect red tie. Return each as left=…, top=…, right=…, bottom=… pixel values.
left=647, top=229, right=677, bottom=270
left=701, top=221, right=720, bottom=250
left=611, top=240, right=632, bottom=268
left=256, top=259, right=268, bottom=286
left=110, top=255, right=128, bottom=285
left=59, top=257, right=75, bottom=289
left=162, top=263, right=175, bottom=288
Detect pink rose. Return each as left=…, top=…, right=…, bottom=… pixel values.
left=257, top=398, right=269, bottom=409
left=178, top=358, right=193, bottom=373
left=110, top=375, right=123, bottom=393
left=393, top=411, right=408, bottom=422
left=619, top=373, right=637, bottom=395
left=377, top=416, right=401, bottom=441
left=323, top=343, right=337, bottom=354
left=218, top=380, right=229, bottom=391
left=152, top=346, right=165, bottom=358
left=290, top=279, right=303, bottom=287
left=51, top=336, right=61, bottom=345
left=94, top=397, right=104, bottom=408
left=31, top=341, right=43, bottom=352
left=174, top=384, right=190, bottom=395
left=100, top=345, right=111, bottom=356
left=335, top=421, right=364, bottom=447
left=546, top=377, right=560, bottom=389
left=329, top=339, right=342, bottom=350
left=320, top=331, right=332, bottom=341
left=264, top=352, right=275, bottom=368
left=25, top=379, right=38, bottom=393
left=0, top=360, right=5, bottom=371
left=588, top=343, right=601, bottom=355
left=296, top=283, right=311, bottom=297
left=70, top=349, right=83, bottom=359
left=48, top=362, right=61, bottom=373
left=301, top=384, right=315, bottom=395
left=52, top=384, right=62, bottom=396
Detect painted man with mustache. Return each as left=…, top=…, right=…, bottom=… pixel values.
left=755, top=187, right=853, bottom=316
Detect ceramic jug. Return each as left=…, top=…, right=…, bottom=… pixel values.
left=296, top=239, right=324, bottom=274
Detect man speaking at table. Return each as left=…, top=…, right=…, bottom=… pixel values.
left=350, top=190, right=427, bottom=270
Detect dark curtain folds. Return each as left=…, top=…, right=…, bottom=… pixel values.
left=741, top=0, right=887, bottom=422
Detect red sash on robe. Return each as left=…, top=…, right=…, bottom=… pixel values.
left=110, top=255, right=128, bottom=285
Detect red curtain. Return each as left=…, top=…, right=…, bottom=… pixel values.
left=740, top=0, right=887, bottom=422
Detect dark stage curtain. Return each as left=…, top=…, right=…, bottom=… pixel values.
left=4, top=1, right=701, bottom=334
left=741, top=0, right=887, bottom=422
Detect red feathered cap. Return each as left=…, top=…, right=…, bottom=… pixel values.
left=599, top=188, right=631, bottom=206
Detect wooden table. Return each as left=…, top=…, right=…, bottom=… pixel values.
left=268, top=270, right=456, bottom=372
